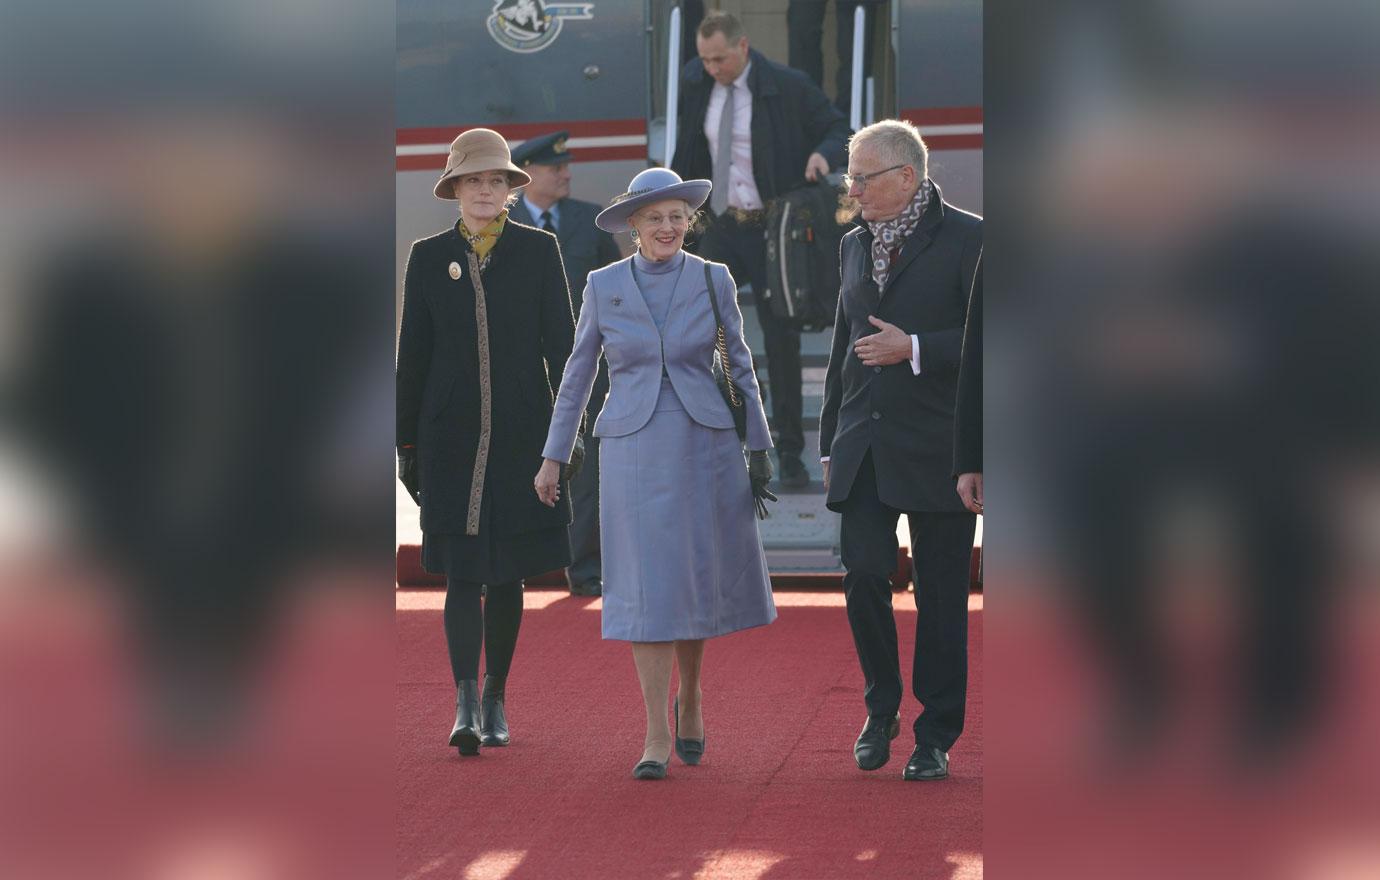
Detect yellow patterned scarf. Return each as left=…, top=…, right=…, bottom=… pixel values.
left=459, top=209, right=508, bottom=263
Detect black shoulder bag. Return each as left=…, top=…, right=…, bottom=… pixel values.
left=703, top=261, right=747, bottom=442
left=704, top=261, right=778, bottom=519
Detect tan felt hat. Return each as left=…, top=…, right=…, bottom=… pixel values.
left=433, top=128, right=531, bottom=200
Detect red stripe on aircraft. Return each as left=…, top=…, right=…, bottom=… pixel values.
left=900, top=106, right=984, bottom=150
left=900, top=106, right=984, bottom=126
left=924, top=133, right=984, bottom=150
left=396, top=107, right=983, bottom=170
left=566, top=145, right=646, bottom=162
left=397, top=155, right=448, bottom=172
left=396, top=118, right=646, bottom=145
left=397, top=143, right=646, bottom=171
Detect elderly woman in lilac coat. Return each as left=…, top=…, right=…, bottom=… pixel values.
left=534, top=169, right=777, bottom=780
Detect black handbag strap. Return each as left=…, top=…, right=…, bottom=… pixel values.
left=703, top=261, right=742, bottom=408
left=703, top=260, right=725, bottom=328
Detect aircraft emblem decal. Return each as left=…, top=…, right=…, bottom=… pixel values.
left=487, top=0, right=594, bottom=54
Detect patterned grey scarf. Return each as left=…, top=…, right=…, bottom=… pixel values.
left=867, top=178, right=933, bottom=289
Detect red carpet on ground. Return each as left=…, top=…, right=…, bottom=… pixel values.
left=396, top=589, right=983, bottom=880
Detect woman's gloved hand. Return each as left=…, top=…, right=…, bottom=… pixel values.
left=398, top=447, right=420, bottom=506
left=748, top=450, right=777, bottom=520
left=564, top=434, right=585, bottom=483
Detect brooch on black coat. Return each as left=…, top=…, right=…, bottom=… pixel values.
left=448, top=261, right=462, bottom=280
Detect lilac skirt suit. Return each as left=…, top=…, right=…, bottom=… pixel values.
left=542, top=251, right=777, bottom=641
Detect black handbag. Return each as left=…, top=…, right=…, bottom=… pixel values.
left=704, top=261, right=777, bottom=520
left=703, top=261, right=747, bottom=442
left=701, top=262, right=778, bottom=521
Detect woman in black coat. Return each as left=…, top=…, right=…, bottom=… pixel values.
left=397, top=128, right=578, bottom=756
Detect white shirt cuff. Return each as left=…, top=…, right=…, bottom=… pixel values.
left=820, top=456, right=830, bottom=463
left=910, top=334, right=922, bottom=375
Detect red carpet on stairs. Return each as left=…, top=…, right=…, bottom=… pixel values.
left=396, top=589, right=983, bottom=880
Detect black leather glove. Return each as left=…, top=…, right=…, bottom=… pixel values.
left=748, top=450, right=777, bottom=520
left=398, top=447, right=420, bottom=506
left=564, top=433, right=585, bottom=483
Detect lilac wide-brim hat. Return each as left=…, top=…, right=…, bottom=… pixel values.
left=595, top=167, right=712, bottom=233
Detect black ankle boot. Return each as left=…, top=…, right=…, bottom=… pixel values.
left=479, top=674, right=509, bottom=747
left=449, top=679, right=481, bottom=755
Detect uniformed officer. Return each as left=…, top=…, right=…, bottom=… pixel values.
left=510, top=131, right=623, bottom=597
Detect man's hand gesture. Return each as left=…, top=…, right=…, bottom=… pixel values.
left=854, top=316, right=911, bottom=367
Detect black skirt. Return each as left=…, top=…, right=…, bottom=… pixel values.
left=422, top=524, right=571, bottom=585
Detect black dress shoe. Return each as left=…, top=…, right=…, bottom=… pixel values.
left=449, top=679, right=481, bottom=756
left=632, top=758, right=669, bottom=780
left=479, top=674, right=509, bottom=747
left=853, top=713, right=901, bottom=771
left=674, top=696, right=705, bottom=765
left=570, top=579, right=602, bottom=597
left=902, top=745, right=949, bottom=780
left=778, top=454, right=809, bottom=489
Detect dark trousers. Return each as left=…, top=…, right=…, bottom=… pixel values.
left=787, top=0, right=878, bottom=114
left=839, top=450, right=976, bottom=750
left=443, top=578, right=524, bottom=684
left=694, top=212, right=805, bottom=458
left=565, top=430, right=602, bottom=588
left=680, top=1, right=705, bottom=73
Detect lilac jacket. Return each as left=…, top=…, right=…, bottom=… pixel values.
left=542, top=252, right=772, bottom=461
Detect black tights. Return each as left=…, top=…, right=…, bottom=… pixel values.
left=443, top=578, right=523, bottom=684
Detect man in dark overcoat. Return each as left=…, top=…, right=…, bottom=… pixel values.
left=819, top=120, right=982, bottom=781
left=672, top=9, right=850, bottom=489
